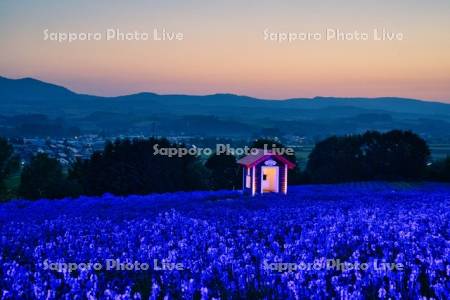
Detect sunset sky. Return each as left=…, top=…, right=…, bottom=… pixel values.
left=0, top=0, right=449, bottom=101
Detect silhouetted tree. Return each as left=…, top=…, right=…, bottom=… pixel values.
left=19, top=153, right=68, bottom=199
left=205, top=153, right=240, bottom=190
left=306, top=130, right=430, bottom=183
left=0, top=137, right=20, bottom=198
left=69, top=138, right=207, bottom=196
left=362, top=130, right=430, bottom=180
left=306, top=135, right=366, bottom=183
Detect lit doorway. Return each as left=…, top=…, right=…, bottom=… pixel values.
left=261, top=166, right=279, bottom=193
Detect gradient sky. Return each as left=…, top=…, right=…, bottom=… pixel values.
left=0, top=0, right=449, bottom=101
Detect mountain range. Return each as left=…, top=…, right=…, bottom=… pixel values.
left=1, top=75, right=450, bottom=140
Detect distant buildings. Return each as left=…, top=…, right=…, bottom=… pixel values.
left=10, top=134, right=313, bottom=169
left=11, top=135, right=106, bottom=167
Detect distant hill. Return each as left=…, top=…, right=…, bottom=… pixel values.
left=1, top=75, right=450, bottom=138
left=0, top=76, right=77, bottom=100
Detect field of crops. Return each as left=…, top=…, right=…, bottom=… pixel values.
left=430, top=144, right=450, bottom=160
left=0, top=183, right=449, bottom=299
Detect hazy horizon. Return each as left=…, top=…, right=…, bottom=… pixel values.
left=3, top=74, right=450, bottom=104
left=1, top=0, right=449, bottom=102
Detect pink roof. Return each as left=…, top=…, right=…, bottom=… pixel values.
left=237, top=149, right=296, bottom=169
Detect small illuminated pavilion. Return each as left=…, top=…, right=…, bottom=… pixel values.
left=237, top=149, right=296, bottom=196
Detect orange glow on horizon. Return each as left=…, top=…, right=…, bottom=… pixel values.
left=0, top=0, right=449, bottom=102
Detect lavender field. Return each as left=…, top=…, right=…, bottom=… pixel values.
left=0, top=183, right=449, bottom=299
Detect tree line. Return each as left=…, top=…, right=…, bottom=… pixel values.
left=0, top=130, right=449, bottom=200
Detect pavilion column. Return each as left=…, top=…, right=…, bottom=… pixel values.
left=284, top=164, right=288, bottom=194
left=252, top=166, right=256, bottom=196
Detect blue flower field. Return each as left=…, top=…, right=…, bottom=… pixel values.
left=0, top=183, right=449, bottom=299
